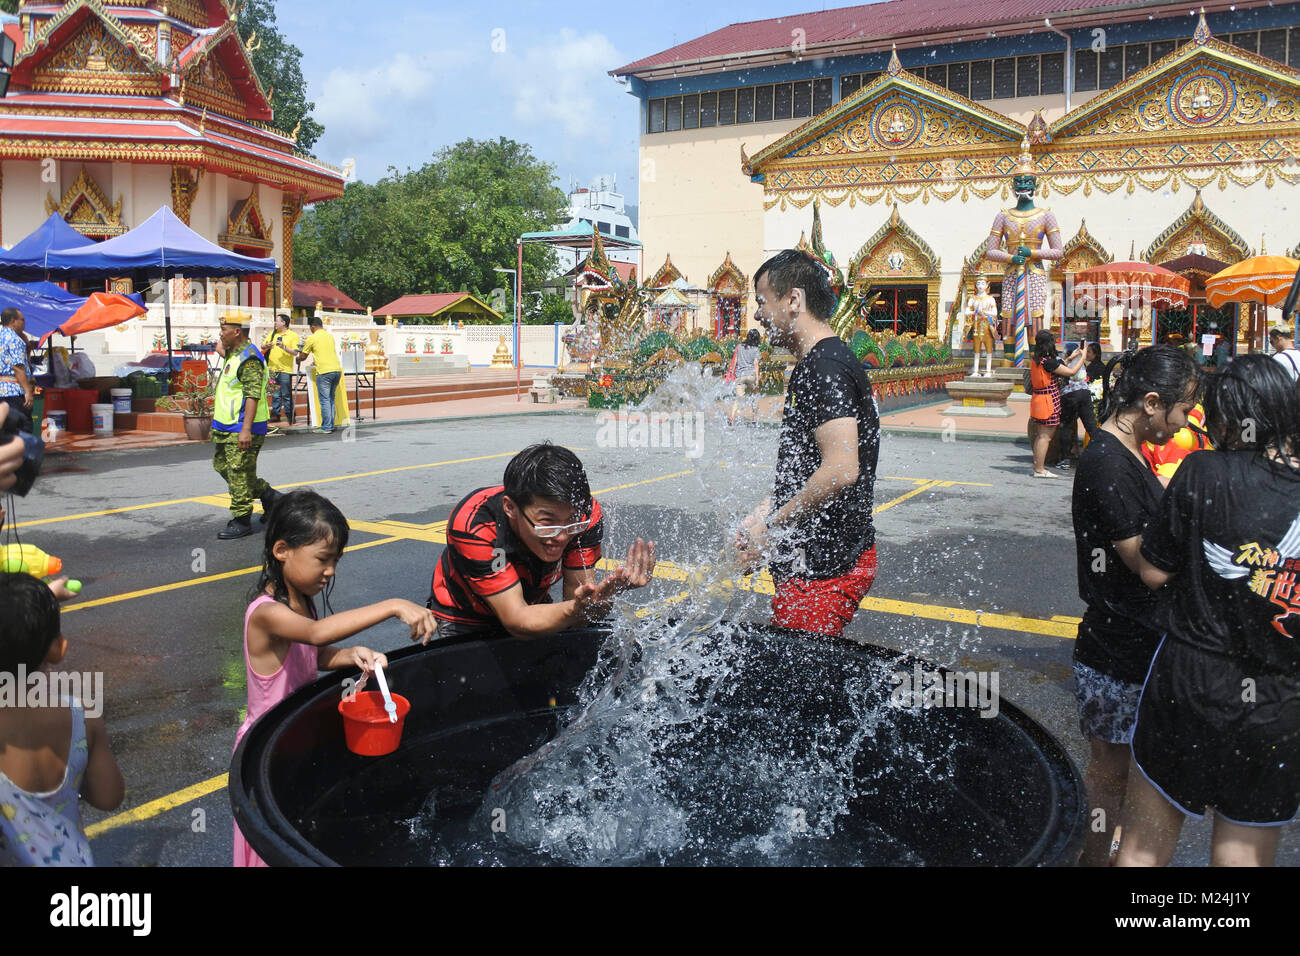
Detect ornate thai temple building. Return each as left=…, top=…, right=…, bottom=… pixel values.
left=0, top=0, right=344, bottom=306
left=615, top=1, right=1300, bottom=351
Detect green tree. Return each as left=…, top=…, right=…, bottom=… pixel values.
left=235, top=0, right=324, bottom=151
left=0, top=1, right=17, bottom=15
left=533, top=293, right=575, bottom=326
left=295, top=138, right=566, bottom=313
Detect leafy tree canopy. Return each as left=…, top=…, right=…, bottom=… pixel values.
left=295, top=138, right=567, bottom=317
left=235, top=0, right=324, bottom=151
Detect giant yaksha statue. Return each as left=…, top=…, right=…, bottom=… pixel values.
left=984, top=139, right=1063, bottom=368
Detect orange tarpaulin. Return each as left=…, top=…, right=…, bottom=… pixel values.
left=38, top=292, right=147, bottom=344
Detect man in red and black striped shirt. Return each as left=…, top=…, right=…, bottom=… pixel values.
left=428, top=443, right=655, bottom=640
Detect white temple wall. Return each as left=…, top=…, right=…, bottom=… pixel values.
left=1, top=161, right=47, bottom=245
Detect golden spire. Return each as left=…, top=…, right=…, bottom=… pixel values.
left=1194, top=7, right=1211, bottom=45
left=886, top=44, right=902, bottom=77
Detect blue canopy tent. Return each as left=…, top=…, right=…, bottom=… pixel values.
left=38, top=206, right=279, bottom=384
left=0, top=276, right=146, bottom=341
left=0, top=212, right=95, bottom=281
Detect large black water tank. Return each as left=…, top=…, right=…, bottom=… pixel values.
left=231, top=624, right=1086, bottom=866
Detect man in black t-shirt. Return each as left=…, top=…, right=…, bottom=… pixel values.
left=734, top=250, right=880, bottom=637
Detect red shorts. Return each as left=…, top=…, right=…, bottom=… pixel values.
left=771, top=545, right=878, bottom=638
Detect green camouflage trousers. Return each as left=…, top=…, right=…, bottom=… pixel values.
left=212, top=434, right=270, bottom=518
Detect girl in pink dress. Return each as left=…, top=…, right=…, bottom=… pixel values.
left=234, top=489, right=439, bottom=867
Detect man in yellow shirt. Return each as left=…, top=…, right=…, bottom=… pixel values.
left=261, top=313, right=300, bottom=426
left=295, top=316, right=343, bottom=433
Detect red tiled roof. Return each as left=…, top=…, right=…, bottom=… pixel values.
left=373, top=293, right=501, bottom=319
left=293, top=280, right=364, bottom=312
left=613, top=0, right=1228, bottom=75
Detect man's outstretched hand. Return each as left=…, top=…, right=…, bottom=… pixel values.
left=572, top=538, right=657, bottom=617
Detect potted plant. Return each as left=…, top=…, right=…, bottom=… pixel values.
left=157, top=368, right=216, bottom=441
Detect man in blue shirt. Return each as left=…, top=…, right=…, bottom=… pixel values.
left=0, top=309, right=33, bottom=415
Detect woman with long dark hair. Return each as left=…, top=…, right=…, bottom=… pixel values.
left=1069, top=345, right=1199, bottom=865
left=1029, top=329, right=1085, bottom=477
left=1118, top=355, right=1300, bottom=866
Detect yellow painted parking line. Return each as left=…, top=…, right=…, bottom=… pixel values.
left=12, top=451, right=530, bottom=530
left=875, top=479, right=941, bottom=513
left=592, top=469, right=696, bottom=495
left=61, top=536, right=403, bottom=614
left=610, top=556, right=1077, bottom=640
left=1052, top=614, right=1083, bottom=624
left=86, top=773, right=229, bottom=839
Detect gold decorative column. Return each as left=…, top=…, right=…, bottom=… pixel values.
left=169, top=166, right=202, bottom=225
left=281, top=191, right=306, bottom=309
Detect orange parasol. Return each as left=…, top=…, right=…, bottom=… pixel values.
left=1205, top=255, right=1300, bottom=308
left=1069, top=261, right=1191, bottom=310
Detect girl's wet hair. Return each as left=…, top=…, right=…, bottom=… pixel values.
left=1203, top=353, right=1300, bottom=458
left=251, top=488, right=350, bottom=614
left=1098, top=344, right=1200, bottom=425
left=746, top=328, right=761, bottom=347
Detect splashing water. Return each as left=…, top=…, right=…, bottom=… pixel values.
left=420, top=364, right=938, bottom=865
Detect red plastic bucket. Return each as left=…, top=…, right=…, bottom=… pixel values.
left=43, top=389, right=68, bottom=413
left=64, top=389, right=99, bottom=432
left=338, top=691, right=411, bottom=756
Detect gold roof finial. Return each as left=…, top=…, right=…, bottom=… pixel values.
left=1260, top=234, right=1267, bottom=254
left=889, top=203, right=900, bottom=227
left=1192, top=188, right=1204, bottom=212
left=1193, top=8, right=1211, bottom=45
left=1012, top=136, right=1037, bottom=176
left=1129, top=239, right=1136, bottom=260
left=886, top=44, right=902, bottom=77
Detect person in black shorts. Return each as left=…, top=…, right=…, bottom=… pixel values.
left=427, top=443, right=655, bottom=641
left=1118, top=355, right=1300, bottom=866
left=734, top=249, right=880, bottom=637
left=1070, top=345, right=1199, bottom=865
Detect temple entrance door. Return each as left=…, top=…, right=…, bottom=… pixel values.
left=715, top=296, right=742, bottom=337
left=233, top=246, right=270, bottom=310
left=866, top=285, right=928, bottom=335
left=1194, top=303, right=1237, bottom=359
left=1156, top=307, right=1195, bottom=345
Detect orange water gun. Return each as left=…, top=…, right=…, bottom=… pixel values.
left=0, top=544, right=82, bottom=593
left=1142, top=403, right=1212, bottom=481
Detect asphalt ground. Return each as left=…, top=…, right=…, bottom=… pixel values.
left=6, top=406, right=1295, bottom=867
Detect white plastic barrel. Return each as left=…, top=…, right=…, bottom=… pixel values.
left=91, top=403, right=115, bottom=434
left=110, top=388, right=133, bottom=413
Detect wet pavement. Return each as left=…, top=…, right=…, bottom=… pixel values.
left=9, top=409, right=1294, bottom=866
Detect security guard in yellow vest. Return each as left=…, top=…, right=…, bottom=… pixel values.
left=213, top=310, right=283, bottom=539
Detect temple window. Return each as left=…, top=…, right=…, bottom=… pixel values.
left=792, top=80, right=812, bottom=118
left=666, top=97, right=682, bottom=131
left=736, top=87, right=754, bottom=122
left=773, top=82, right=793, bottom=120
left=648, top=99, right=665, bottom=133
left=700, top=91, right=717, bottom=127
left=1074, top=48, right=1098, bottom=92
left=813, top=77, right=832, bottom=113
left=840, top=74, right=861, bottom=97
left=1040, top=53, right=1064, bottom=94
left=926, top=65, right=946, bottom=87
left=1016, top=55, right=1039, bottom=97
left=1151, top=40, right=1177, bottom=61
left=755, top=85, right=773, bottom=121
left=1260, top=29, right=1287, bottom=62
left=1099, top=44, right=1124, bottom=87
left=970, top=60, right=992, bottom=100
left=683, top=94, right=699, bottom=129
left=1124, top=44, right=1150, bottom=78
left=993, top=57, right=1015, bottom=99
left=1229, top=31, right=1259, bottom=53
left=1291, top=27, right=1300, bottom=67
left=946, top=62, right=969, bottom=97
left=718, top=89, right=736, bottom=125
left=615, top=225, right=630, bottom=239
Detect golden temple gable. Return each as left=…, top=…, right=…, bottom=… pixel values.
left=44, top=166, right=125, bottom=238
left=1144, top=190, right=1253, bottom=265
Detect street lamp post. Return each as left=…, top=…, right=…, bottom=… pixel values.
left=493, top=264, right=521, bottom=399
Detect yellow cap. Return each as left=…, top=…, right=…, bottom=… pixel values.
left=220, top=309, right=254, bottom=328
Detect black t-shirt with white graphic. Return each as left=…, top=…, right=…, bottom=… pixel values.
left=1071, top=430, right=1167, bottom=684
left=1141, top=449, right=1300, bottom=675
left=770, top=336, right=879, bottom=580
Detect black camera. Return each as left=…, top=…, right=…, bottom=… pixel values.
left=0, top=405, right=43, bottom=497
